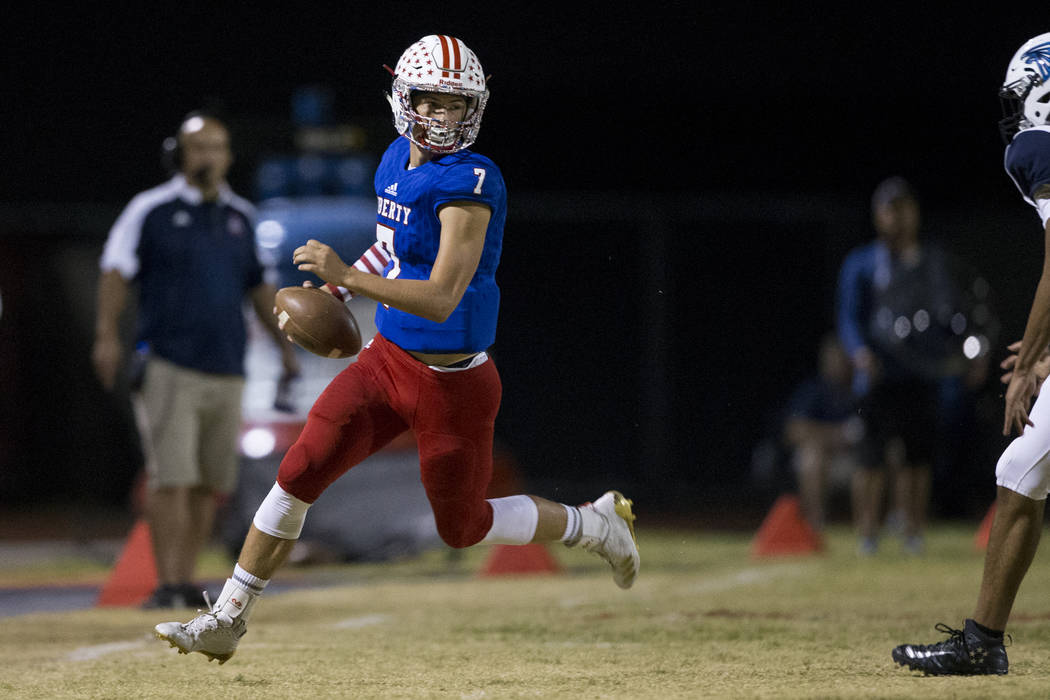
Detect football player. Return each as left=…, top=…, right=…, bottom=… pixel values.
left=154, top=35, right=639, bottom=664
left=892, top=32, right=1050, bottom=675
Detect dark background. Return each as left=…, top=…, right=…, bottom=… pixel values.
left=0, top=3, right=1043, bottom=523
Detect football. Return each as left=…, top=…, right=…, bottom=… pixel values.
left=274, top=286, right=362, bottom=358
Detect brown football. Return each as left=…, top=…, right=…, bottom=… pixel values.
left=274, top=286, right=362, bottom=358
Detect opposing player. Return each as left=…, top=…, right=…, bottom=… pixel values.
left=892, top=32, right=1050, bottom=675
left=154, top=35, right=639, bottom=664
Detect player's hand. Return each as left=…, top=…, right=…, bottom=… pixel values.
left=92, top=334, right=123, bottom=391
left=1003, top=368, right=1040, bottom=436
left=1000, top=340, right=1050, bottom=386
left=293, top=240, right=349, bottom=287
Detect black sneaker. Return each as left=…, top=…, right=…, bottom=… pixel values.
left=892, top=621, right=1008, bottom=675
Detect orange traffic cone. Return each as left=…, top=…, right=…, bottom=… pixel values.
left=480, top=543, right=562, bottom=577
left=751, top=494, right=824, bottom=557
left=974, top=503, right=997, bottom=552
left=96, top=519, right=157, bottom=607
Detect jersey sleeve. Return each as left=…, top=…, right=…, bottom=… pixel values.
left=99, top=192, right=154, bottom=278
left=1006, top=128, right=1050, bottom=200
left=430, top=155, right=506, bottom=213
left=353, top=240, right=393, bottom=276
left=326, top=241, right=393, bottom=301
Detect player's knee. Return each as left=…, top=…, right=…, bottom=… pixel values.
left=276, top=418, right=346, bottom=503
left=436, top=524, right=479, bottom=549
left=275, top=442, right=319, bottom=501
left=432, top=502, right=491, bottom=548
left=253, top=483, right=312, bottom=539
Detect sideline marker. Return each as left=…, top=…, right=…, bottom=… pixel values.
left=480, top=543, right=562, bottom=577
left=751, top=494, right=824, bottom=557
left=96, top=519, right=157, bottom=607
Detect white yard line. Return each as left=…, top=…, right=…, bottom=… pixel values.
left=687, top=564, right=806, bottom=593
left=66, top=637, right=151, bottom=661
left=329, top=613, right=389, bottom=629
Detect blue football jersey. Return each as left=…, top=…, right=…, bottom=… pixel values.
left=1005, top=126, right=1050, bottom=208
left=372, top=137, right=507, bottom=352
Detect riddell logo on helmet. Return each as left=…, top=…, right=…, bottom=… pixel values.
left=438, top=78, right=463, bottom=87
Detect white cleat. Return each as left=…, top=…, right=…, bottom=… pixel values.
left=577, top=490, right=639, bottom=589
left=154, top=607, right=246, bottom=664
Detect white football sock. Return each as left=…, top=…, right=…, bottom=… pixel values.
left=566, top=505, right=608, bottom=548
left=480, top=495, right=539, bottom=544
left=232, top=563, right=268, bottom=595
left=213, top=577, right=258, bottom=623
left=560, top=504, right=581, bottom=543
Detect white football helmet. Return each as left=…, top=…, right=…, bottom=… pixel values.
left=389, top=35, right=489, bottom=153
left=999, top=32, right=1050, bottom=143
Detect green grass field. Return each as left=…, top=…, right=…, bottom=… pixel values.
left=3, top=524, right=1050, bottom=699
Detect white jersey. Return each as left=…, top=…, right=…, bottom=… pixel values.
left=997, top=126, right=1050, bottom=498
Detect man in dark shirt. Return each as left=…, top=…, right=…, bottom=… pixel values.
left=92, top=113, right=298, bottom=608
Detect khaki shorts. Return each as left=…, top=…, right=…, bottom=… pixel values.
left=134, top=356, right=245, bottom=493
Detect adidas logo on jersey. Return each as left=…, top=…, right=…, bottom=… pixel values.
left=384, top=182, right=399, bottom=196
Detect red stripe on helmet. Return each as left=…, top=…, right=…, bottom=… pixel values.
left=437, top=35, right=451, bottom=77
left=450, top=36, right=463, bottom=71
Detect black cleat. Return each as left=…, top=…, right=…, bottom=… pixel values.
left=892, top=621, right=1008, bottom=676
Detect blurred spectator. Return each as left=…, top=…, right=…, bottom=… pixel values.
left=783, top=333, right=863, bottom=532
left=836, top=176, right=992, bottom=555
left=91, top=112, right=299, bottom=608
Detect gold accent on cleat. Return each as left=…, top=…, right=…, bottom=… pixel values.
left=610, top=491, right=637, bottom=545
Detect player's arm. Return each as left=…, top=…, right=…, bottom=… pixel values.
left=92, top=269, right=130, bottom=390
left=93, top=195, right=148, bottom=390
left=320, top=241, right=393, bottom=302
left=294, top=202, right=490, bottom=323
left=1003, top=207, right=1050, bottom=435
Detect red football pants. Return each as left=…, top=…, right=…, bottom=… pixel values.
left=277, top=333, right=501, bottom=548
